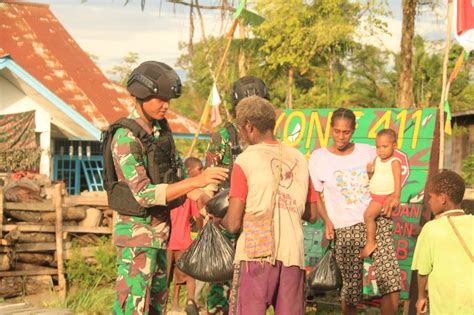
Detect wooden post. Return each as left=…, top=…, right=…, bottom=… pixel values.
left=112, top=210, right=117, bottom=240
left=438, top=0, right=453, bottom=170
left=54, top=183, right=66, bottom=299
left=0, top=187, right=3, bottom=239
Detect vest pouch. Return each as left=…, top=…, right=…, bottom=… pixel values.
left=107, top=181, right=148, bottom=217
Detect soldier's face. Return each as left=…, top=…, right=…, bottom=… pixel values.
left=142, top=97, right=169, bottom=120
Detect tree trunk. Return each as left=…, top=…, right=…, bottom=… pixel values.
left=397, top=0, right=416, bottom=108
left=287, top=66, right=294, bottom=109
left=17, top=253, right=55, bottom=266
left=24, top=275, right=54, bottom=295
left=5, top=206, right=86, bottom=223
left=188, top=0, right=195, bottom=55
left=18, top=232, right=56, bottom=243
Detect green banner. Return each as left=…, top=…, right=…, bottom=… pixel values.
left=275, top=108, right=437, bottom=300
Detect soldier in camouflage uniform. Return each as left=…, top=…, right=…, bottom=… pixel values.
left=204, top=76, right=270, bottom=315
left=105, top=61, right=228, bottom=315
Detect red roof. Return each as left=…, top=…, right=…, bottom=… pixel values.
left=0, top=1, right=206, bottom=134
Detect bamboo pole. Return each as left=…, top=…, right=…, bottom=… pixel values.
left=53, top=183, right=66, bottom=299
left=438, top=0, right=453, bottom=170
left=186, top=18, right=240, bottom=157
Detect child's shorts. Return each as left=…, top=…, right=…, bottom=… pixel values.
left=370, top=193, right=390, bottom=206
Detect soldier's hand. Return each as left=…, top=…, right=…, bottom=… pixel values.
left=195, top=167, right=228, bottom=187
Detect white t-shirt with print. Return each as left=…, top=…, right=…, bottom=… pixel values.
left=309, top=143, right=376, bottom=229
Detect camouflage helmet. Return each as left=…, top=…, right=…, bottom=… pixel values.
left=231, top=76, right=269, bottom=105
left=127, top=61, right=182, bottom=101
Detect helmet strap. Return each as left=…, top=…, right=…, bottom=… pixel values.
left=136, top=98, right=154, bottom=124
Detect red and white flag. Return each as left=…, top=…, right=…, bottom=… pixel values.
left=453, top=0, right=474, bottom=51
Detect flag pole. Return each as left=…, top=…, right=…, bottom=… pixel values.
left=438, top=0, right=453, bottom=170
left=186, top=18, right=240, bottom=157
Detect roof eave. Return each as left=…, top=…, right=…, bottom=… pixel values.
left=0, top=56, right=101, bottom=140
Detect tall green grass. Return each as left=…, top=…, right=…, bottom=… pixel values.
left=44, top=277, right=115, bottom=314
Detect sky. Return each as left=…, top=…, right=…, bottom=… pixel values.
left=34, top=0, right=448, bottom=79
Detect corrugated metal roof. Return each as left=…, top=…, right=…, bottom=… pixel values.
left=0, top=1, right=207, bottom=135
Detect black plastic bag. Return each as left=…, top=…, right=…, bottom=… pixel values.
left=177, top=221, right=235, bottom=282
left=308, top=241, right=342, bottom=292
left=206, top=188, right=229, bottom=218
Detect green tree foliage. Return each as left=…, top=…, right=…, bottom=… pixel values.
left=446, top=47, right=474, bottom=112
left=346, top=44, right=397, bottom=107
left=411, top=36, right=443, bottom=107
left=122, top=1, right=473, bottom=122
left=254, top=0, right=359, bottom=74
left=107, top=52, right=139, bottom=86
left=251, top=0, right=389, bottom=108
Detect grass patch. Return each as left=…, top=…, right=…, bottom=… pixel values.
left=44, top=278, right=115, bottom=314
left=43, top=236, right=116, bottom=313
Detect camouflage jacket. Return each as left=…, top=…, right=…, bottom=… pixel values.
left=205, top=123, right=240, bottom=191
left=205, top=122, right=239, bottom=169
left=111, top=109, right=169, bottom=249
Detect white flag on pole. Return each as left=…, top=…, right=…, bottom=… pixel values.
left=210, top=82, right=222, bottom=127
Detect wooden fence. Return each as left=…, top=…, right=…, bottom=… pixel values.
left=0, top=185, right=113, bottom=299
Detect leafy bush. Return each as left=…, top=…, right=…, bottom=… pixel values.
left=66, top=236, right=116, bottom=288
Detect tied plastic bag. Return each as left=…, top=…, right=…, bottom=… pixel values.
left=177, top=221, right=235, bottom=282
left=206, top=188, right=229, bottom=218
left=308, top=241, right=342, bottom=292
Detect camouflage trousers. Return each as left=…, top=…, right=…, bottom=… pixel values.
left=113, top=246, right=167, bottom=315
left=207, top=281, right=231, bottom=315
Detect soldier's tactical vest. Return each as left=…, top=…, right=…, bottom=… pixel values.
left=101, top=118, right=185, bottom=219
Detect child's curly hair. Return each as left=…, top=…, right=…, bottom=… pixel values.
left=429, top=170, right=465, bottom=204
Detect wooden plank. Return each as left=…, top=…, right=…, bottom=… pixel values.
left=4, top=201, right=54, bottom=211
left=0, top=303, right=31, bottom=312
left=54, top=184, right=66, bottom=300
left=0, top=269, right=58, bottom=277
left=0, top=239, right=10, bottom=246
left=0, top=303, right=27, bottom=310
left=62, top=226, right=112, bottom=234
left=2, top=225, right=55, bottom=232
left=0, top=187, right=3, bottom=239
left=63, top=192, right=108, bottom=207
left=2, top=225, right=112, bottom=234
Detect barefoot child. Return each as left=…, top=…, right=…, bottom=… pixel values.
left=412, top=170, right=473, bottom=315
left=360, top=129, right=401, bottom=258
